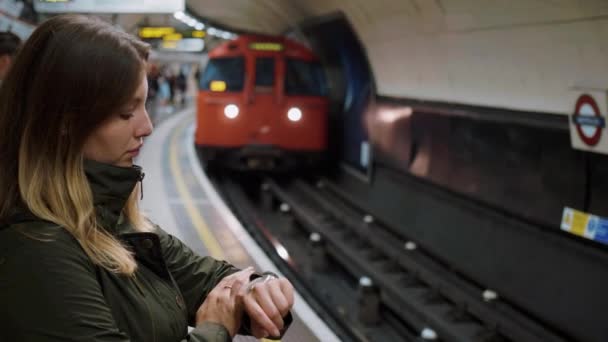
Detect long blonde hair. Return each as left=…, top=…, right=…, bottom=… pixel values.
left=0, top=15, right=153, bottom=275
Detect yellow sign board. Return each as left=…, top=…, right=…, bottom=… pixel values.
left=139, top=27, right=175, bottom=39
left=249, top=42, right=283, bottom=52
left=192, top=30, right=206, bottom=38
left=163, top=33, right=183, bottom=41
left=561, top=207, right=608, bottom=245
left=140, top=27, right=206, bottom=40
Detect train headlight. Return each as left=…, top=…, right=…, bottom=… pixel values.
left=224, top=104, right=239, bottom=119
left=287, top=107, right=302, bottom=122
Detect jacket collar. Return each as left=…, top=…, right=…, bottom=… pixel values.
left=2, top=160, right=144, bottom=234
left=84, top=159, right=144, bottom=231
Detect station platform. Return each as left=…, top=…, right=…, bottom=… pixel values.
left=137, top=106, right=339, bottom=342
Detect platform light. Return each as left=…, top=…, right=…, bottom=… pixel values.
left=173, top=11, right=185, bottom=20
left=287, top=107, right=302, bottom=122
left=224, top=104, right=239, bottom=119
left=174, top=11, right=207, bottom=31
left=275, top=244, right=290, bottom=260
left=208, top=27, right=218, bottom=36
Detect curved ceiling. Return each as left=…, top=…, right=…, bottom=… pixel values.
left=187, top=0, right=608, bottom=35
left=185, top=0, right=608, bottom=114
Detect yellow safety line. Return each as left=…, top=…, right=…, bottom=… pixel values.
left=170, top=119, right=281, bottom=342
left=169, top=120, right=225, bottom=260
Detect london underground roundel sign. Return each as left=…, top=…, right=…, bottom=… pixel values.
left=573, top=94, right=604, bottom=147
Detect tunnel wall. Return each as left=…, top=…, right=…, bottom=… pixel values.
left=332, top=95, right=608, bottom=342
left=295, top=7, right=608, bottom=342
left=365, top=97, right=594, bottom=228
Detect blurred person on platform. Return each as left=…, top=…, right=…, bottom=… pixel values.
left=0, top=31, right=21, bottom=83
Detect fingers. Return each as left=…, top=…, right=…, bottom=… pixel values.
left=250, top=321, right=270, bottom=339
left=197, top=282, right=242, bottom=336
left=230, top=278, right=244, bottom=298
left=195, top=268, right=258, bottom=337
left=268, top=279, right=290, bottom=317
left=279, top=278, right=295, bottom=309
left=243, top=291, right=281, bottom=337
left=240, top=276, right=295, bottom=338
left=254, top=281, right=285, bottom=332
left=222, top=266, right=255, bottom=284
left=216, top=267, right=255, bottom=295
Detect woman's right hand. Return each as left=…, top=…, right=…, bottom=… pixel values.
left=194, top=267, right=255, bottom=337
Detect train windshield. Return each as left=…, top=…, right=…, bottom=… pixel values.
left=285, top=58, right=328, bottom=96
left=200, top=57, right=245, bottom=91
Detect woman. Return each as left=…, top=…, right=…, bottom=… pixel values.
left=0, top=14, right=293, bottom=341
left=0, top=30, right=21, bottom=82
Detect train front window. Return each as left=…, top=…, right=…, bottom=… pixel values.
left=200, top=57, right=244, bottom=92
left=285, top=59, right=328, bottom=96
left=255, top=57, right=275, bottom=91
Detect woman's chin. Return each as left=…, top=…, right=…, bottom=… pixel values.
left=115, top=158, right=134, bottom=167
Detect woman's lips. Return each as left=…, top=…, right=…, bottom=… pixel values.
left=128, top=145, right=142, bottom=156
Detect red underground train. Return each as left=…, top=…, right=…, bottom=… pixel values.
left=195, top=34, right=329, bottom=171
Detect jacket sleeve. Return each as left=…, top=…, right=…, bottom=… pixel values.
left=154, top=226, right=294, bottom=339
left=188, top=323, right=231, bottom=342
left=154, top=225, right=239, bottom=326
left=0, top=227, right=232, bottom=342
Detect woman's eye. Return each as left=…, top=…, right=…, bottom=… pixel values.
left=120, top=113, right=134, bottom=120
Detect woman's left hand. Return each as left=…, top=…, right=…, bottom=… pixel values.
left=239, top=275, right=294, bottom=339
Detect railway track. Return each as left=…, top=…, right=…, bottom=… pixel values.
left=214, top=173, right=569, bottom=342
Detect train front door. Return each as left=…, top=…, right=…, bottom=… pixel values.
left=243, top=55, right=280, bottom=167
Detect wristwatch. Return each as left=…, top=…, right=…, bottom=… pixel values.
left=246, top=271, right=279, bottom=293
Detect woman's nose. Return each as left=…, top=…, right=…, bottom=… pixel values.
left=136, top=108, right=154, bottom=138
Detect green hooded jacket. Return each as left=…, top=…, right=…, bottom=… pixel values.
left=0, top=160, right=241, bottom=341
